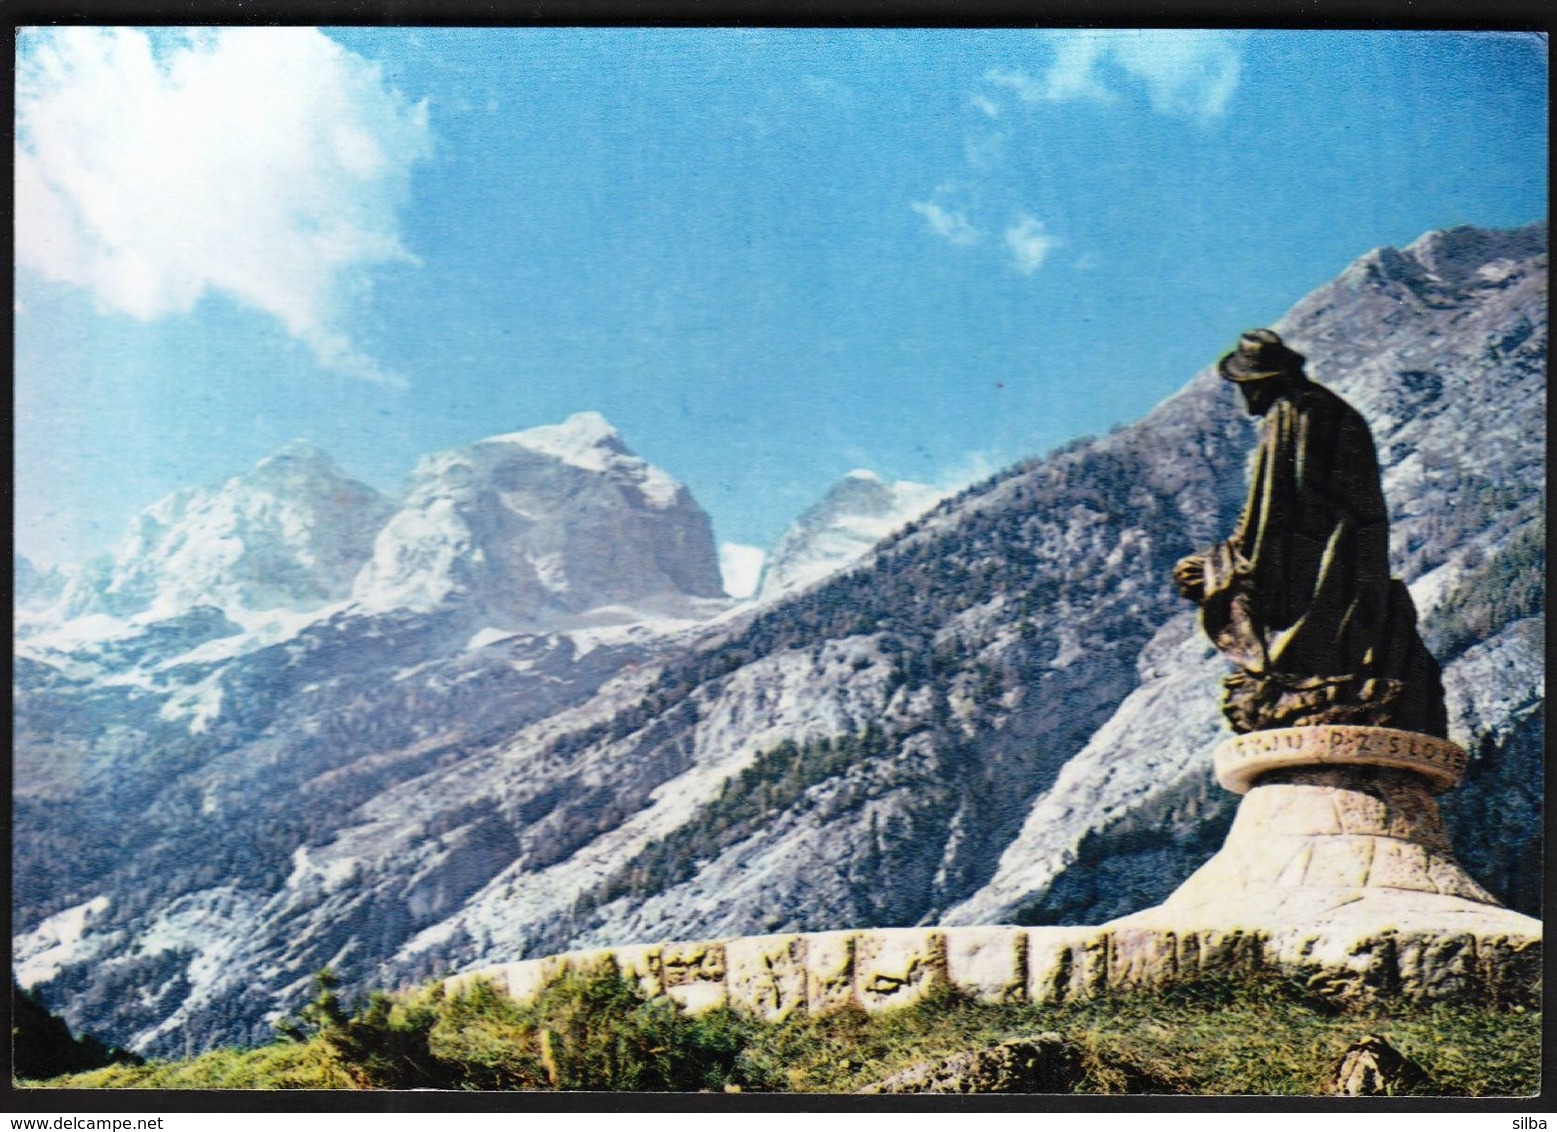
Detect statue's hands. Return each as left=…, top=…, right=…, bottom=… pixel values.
left=1173, top=554, right=1207, bottom=602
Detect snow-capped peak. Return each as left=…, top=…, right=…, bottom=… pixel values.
left=756, top=471, right=947, bottom=602
left=253, top=438, right=334, bottom=468
left=481, top=411, right=625, bottom=468
left=59, top=445, right=395, bottom=624
left=351, top=414, right=726, bottom=627
left=477, top=412, right=684, bottom=508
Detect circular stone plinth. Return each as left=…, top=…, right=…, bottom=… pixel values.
left=1213, top=725, right=1466, bottom=795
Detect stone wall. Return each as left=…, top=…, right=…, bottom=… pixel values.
left=444, top=921, right=1540, bottom=1018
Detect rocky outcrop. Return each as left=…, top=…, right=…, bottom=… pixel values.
left=858, top=1035, right=1084, bottom=1094
left=1331, top=1035, right=1429, bottom=1096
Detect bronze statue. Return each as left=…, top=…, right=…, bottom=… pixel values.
left=1173, top=330, right=1448, bottom=736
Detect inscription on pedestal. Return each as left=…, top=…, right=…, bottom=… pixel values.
left=1213, top=725, right=1466, bottom=795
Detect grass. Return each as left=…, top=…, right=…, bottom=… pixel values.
left=23, top=965, right=1542, bottom=1095
left=725, top=975, right=1540, bottom=1096
left=37, top=1041, right=356, bottom=1090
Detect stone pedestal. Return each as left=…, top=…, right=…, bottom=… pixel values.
left=1109, top=725, right=1539, bottom=955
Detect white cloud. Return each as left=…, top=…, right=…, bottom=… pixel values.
left=986, top=29, right=1245, bottom=122
left=1005, top=216, right=1059, bottom=275
left=719, top=543, right=766, bottom=600
left=15, top=27, right=432, bottom=386
left=910, top=200, right=982, bottom=247
left=963, top=130, right=1006, bottom=175
left=1109, top=30, right=1244, bottom=120
left=988, top=37, right=1114, bottom=107
left=934, top=450, right=1006, bottom=494
left=969, top=93, right=1003, bottom=119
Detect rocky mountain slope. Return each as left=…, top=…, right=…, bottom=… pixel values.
left=13, top=416, right=735, bottom=1052
left=12, top=223, right=1544, bottom=1058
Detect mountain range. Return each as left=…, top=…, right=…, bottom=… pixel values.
left=12, top=221, right=1545, bottom=1057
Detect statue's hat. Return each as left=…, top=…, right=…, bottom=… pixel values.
left=1218, top=329, right=1306, bottom=382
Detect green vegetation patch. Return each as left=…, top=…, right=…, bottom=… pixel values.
left=1428, top=516, right=1545, bottom=662
left=26, top=965, right=1541, bottom=1095
left=722, top=974, right=1540, bottom=1096
left=12, top=980, right=141, bottom=1082
left=579, top=728, right=891, bottom=915
left=31, top=1041, right=356, bottom=1091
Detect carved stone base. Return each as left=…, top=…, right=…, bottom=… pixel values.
left=1111, top=725, right=1532, bottom=940
left=1213, top=725, right=1466, bottom=794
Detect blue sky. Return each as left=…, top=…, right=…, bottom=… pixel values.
left=14, top=28, right=1548, bottom=583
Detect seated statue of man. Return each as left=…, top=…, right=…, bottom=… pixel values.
left=1173, top=329, right=1447, bottom=736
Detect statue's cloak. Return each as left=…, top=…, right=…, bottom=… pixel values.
left=1198, top=381, right=1447, bottom=735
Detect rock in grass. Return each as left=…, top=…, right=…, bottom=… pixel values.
left=858, top=1035, right=1084, bottom=1094
left=1332, top=1035, right=1429, bottom=1096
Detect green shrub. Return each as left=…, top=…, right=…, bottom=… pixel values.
left=507, top=962, right=764, bottom=1091
left=12, top=980, right=141, bottom=1082
left=272, top=960, right=767, bottom=1091
left=426, top=978, right=546, bottom=1089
